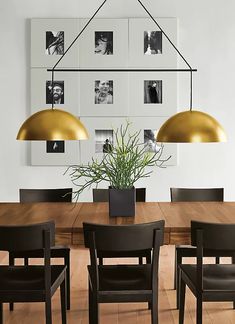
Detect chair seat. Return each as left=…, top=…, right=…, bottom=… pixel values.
left=0, top=265, right=66, bottom=291
left=180, top=264, right=235, bottom=291
left=88, top=264, right=152, bottom=291
left=10, top=245, right=70, bottom=258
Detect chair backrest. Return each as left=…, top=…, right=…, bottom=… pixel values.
left=0, top=221, right=55, bottom=252
left=191, top=220, right=235, bottom=291
left=170, top=187, right=224, bottom=202
left=83, top=220, right=164, bottom=252
left=92, top=188, right=146, bottom=202
left=19, top=188, right=72, bottom=203
left=191, top=220, right=235, bottom=251
left=83, top=221, right=164, bottom=291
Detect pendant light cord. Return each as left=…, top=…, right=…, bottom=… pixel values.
left=50, top=0, right=195, bottom=111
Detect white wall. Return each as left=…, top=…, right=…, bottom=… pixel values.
left=1, top=0, right=234, bottom=202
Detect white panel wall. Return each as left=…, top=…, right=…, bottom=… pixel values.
left=0, top=0, right=234, bottom=202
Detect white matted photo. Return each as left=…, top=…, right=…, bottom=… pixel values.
left=79, top=19, right=128, bottom=68
left=31, top=140, right=81, bottom=166
left=80, top=73, right=128, bottom=117
left=31, top=69, right=80, bottom=115
left=129, top=72, right=177, bottom=117
left=80, top=117, right=127, bottom=164
left=31, top=18, right=80, bottom=67
left=129, top=18, right=177, bottom=67
left=129, top=117, right=178, bottom=166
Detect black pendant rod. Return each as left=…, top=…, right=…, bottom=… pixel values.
left=47, top=68, right=197, bottom=72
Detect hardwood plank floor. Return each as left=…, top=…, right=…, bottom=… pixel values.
left=1, top=246, right=235, bottom=323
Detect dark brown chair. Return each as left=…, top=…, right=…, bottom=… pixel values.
left=0, top=221, right=67, bottom=324
left=92, top=188, right=150, bottom=265
left=170, top=187, right=231, bottom=309
left=83, top=221, right=164, bottom=324
left=179, top=221, right=235, bottom=324
left=9, top=188, right=72, bottom=311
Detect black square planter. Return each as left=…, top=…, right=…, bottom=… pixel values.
left=109, top=187, right=136, bottom=217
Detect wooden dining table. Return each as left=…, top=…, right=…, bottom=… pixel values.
left=0, top=201, right=234, bottom=246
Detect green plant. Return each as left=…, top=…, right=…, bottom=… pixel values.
left=66, top=122, right=170, bottom=200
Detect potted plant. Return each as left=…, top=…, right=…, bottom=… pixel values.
left=66, top=122, right=170, bottom=216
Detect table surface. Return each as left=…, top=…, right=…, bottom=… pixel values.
left=0, top=202, right=234, bottom=245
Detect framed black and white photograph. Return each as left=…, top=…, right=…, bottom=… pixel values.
left=144, top=80, right=162, bottom=104
left=46, top=141, right=65, bottom=153
left=46, top=31, right=64, bottom=55
left=46, top=81, right=64, bottom=104
left=31, top=141, right=80, bottom=166
left=95, top=130, right=113, bottom=153
left=79, top=18, right=128, bottom=67
left=80, top=73, right=128, bottom=117
left=129, top=18, right=177, bottom=67
left=95, top=31, right=113, bottom=55
left=80, top=117, right=127, bottom=164
left=95, top=80, right=113, bottom=104
left=144, top=31, right=162, bottom=55
left=130, top=117, right=178, bottom=166
left=144, top=129, right=161, bottom=153
left=31, top=18, right=80, bottom=67
left=129, top=72, right=177, bottom=117
left=31, top=69, right=80, bottom=115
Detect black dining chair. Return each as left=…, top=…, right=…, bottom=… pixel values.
left=9, top=188, right=72, bottom=311
left=179, top=221, right=235, bottom=324
left=0, top=221, right=67, bottom=324
left=92, top=188, right=150, bottom=265
left=83, top=220, right=165, bottom=324
left=170, top=187, right=234, bottom=309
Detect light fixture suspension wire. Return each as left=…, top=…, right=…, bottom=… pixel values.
left=49, top=0, right=195, bottom=110
left=51, top=69, right=54, bottom=109
left=137, top=0, right=194, bottom=110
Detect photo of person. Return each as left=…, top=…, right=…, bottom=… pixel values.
left=144, top=31, right=162, bottom=55
left=46, top=141, right=65, bottom=153
left=95, top=130, right=113, bottom=153
left=95, top=80, right=113, bottom=104
left=144, top=80, right=162, bottom=104
left=46, top=81, right=64, bottom=104
left=144, top=130, right=161, bottom=153
left=95, top=31, right=113, bottom=55
left=46, top=31, right=64, bottom=55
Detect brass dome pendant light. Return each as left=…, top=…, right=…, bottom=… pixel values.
left=156, top=71, right=227, bottom=143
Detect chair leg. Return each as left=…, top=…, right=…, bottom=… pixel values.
left=9, top=253, right=14, bottom=311
left=176, top=251, right=182, bottom=309
left=89, top=281, right=99, bottom=324
left=24, top=257, right=29, bottom=266
left=99, top=257, right=103, bottom=265
left=151, top=297, right=158, bottom=324
left=65, top=252, right=70, bottom=310
left=196, top=296, right=203, bottom=324
left=0, top=303, right=3, bottom=324
left=139, top=257, right=143, bottom=265
left=179, top=271, right=186, bottom=324
left=215, top=257, right=219, bottom=264
left=174, top=246, right=177, bottom=290
left=60, top=278, right=67, bottom=324
left=45, top=298, right=52, bottom=324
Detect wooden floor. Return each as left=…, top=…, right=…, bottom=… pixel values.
left=1, top=246, right=235, bottom=324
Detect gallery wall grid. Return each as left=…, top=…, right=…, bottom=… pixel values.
left=30, top=17, right=178, bottom=166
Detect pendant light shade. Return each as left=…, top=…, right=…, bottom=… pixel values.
left=156, top=110, right=227, bottom=143
left=17, top=108, right=89, bottom=140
